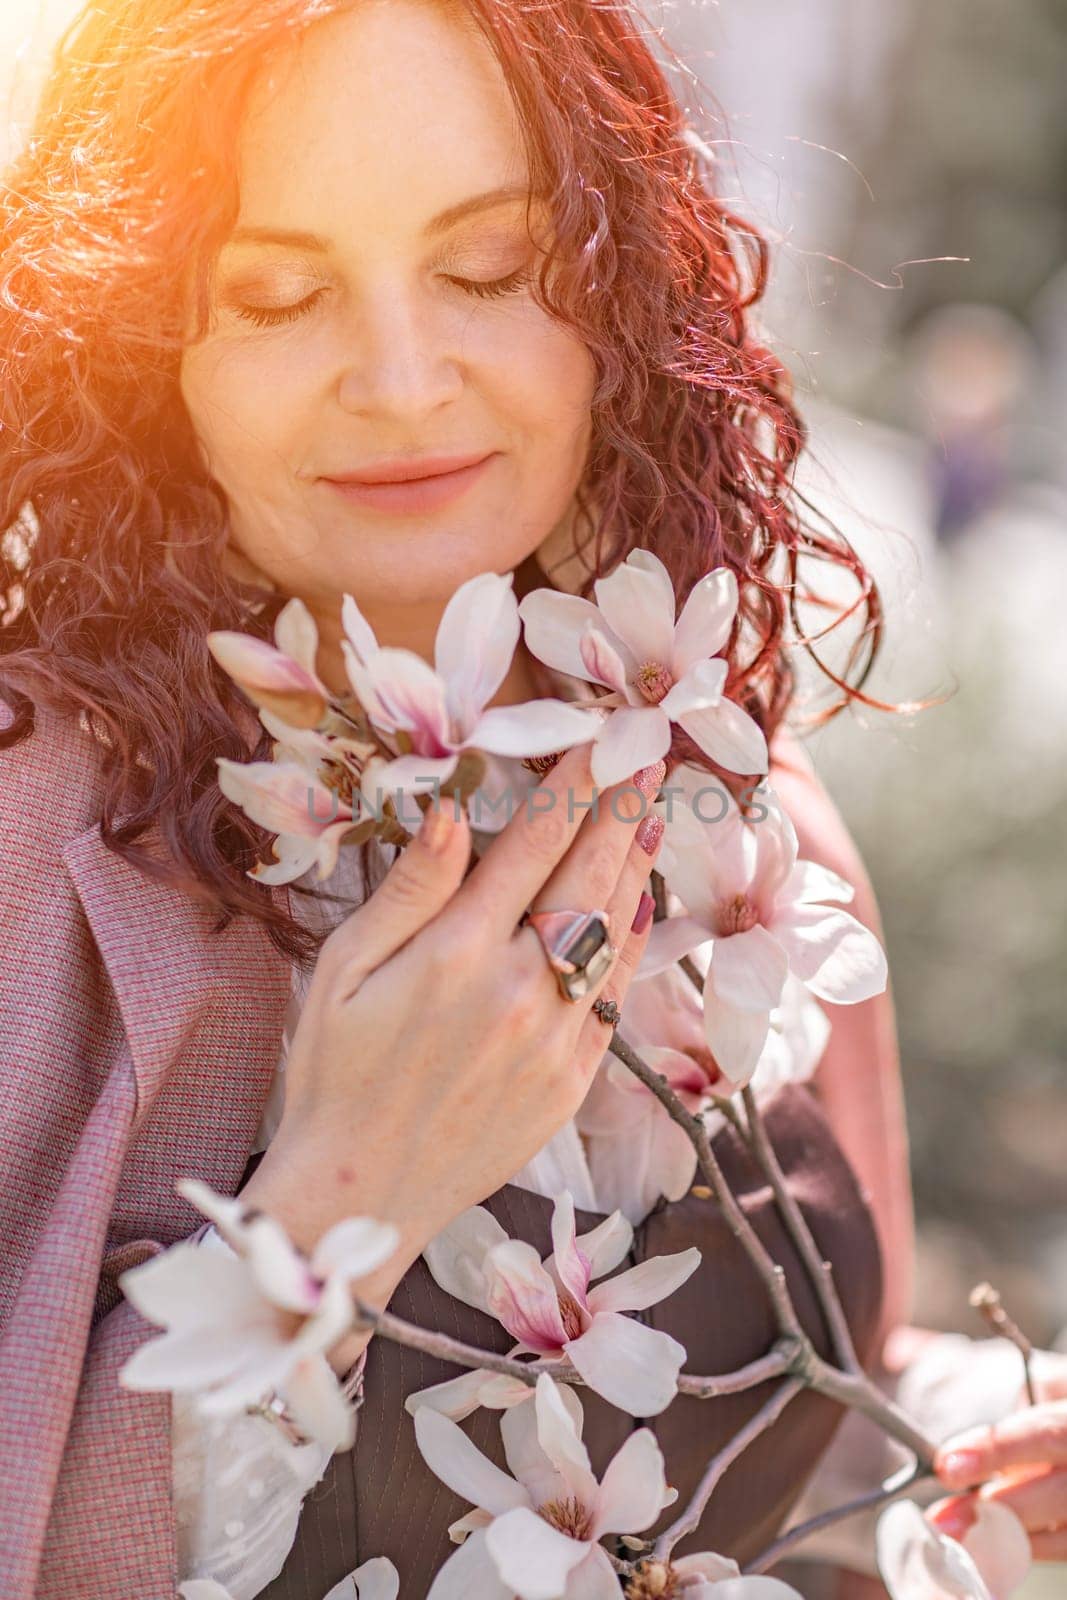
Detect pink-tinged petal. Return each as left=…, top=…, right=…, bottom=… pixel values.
left=594, top=551, right=677, bottom=665
left=519, top=589, right=637, bottom=683
left=659, top=657, right=728, bottom=719
left=435, top=572, right=520, bottom=734
left=703, top=992, right=771, bottom=1088
left=216, top=758, right=349, bottom=839
left=672, top=1551, right=739, bottom=1581
left=589, top=705, right=672, bottom=789
left=547, top=1192, right=592, bottom=1305
left=364, top=754, right=459, bottom=813
left=638, top=916, right=713, bottom=979
left=273, top=597, right=322, bottom=680
left=248, top=832, right=323, bottom=885
left=341, top=592, right=381, bottom=668
left=590, top=1426, right=671, bottom=1538
left=708, top=925, right=790, bottom=1013
left=283, top=1352, right=356, bottom=1453
left=579, top=625, right=633, bottom=696
left=562, top=1547, right=623, bottom=1600
left=962, top=1502, right=1031, bottom=1599
left=671, top=566, right=738, bottom=674
left=484, top=1507, right=589, bottom=1600
left=876, top=1500, right=994, bottom=1600
left=422, top=1206, right=510, bottom=1315
left=405, top=1368, right=533, bottom=1421
left=532, top=1373, right=598, bottom=1503
left=427, top=1529, right=513, bottom=1600
left=470, top=700, right=602, bottom=759
left=207, top=632, right=328, bottom=728
left=500, top=1378, right=585, bottom=1504
left=311, top=1217, right=400, bottom=1285
left=747, top=798, right=799, bottom=913
left=677, top=698, right=769, bottom=776
left=322, top=1556, right=401, bottom=1600
left=355, top=648, right=454, bottom=752
left=447, top=1507, right=494, bottom=1542
left=565, top=1311, right=687, bottom=1417
left=485, top=1240, right=569, bottom=1351
left=580, top=1116, right=660, bottom=1228
left=413, top=1408, right=530, bottom=1516
left=587, top=1247, right=700, bottom=1316
left=575, top=1062, right=646, bottom=1138
left=777, top=858, right=855, bottom=908
left=770, top=905, right=888, bottom=1004
left=575, top=1210, right=634, bottom=1279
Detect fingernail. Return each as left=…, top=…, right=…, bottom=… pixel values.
left=419, top=803, right=452, bottom=854
left=633, top=759, right=667, bottom=799
left=937, top=1449, right=984, bottom=1486
left=636, top=813, right=664, bottom=856
left=630, top=891, right=655, bottom=934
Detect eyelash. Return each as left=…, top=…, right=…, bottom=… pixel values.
left=232, top=266, right=534, bottom=329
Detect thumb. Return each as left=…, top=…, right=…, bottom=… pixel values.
left=329, top=801, right=470, bottom=982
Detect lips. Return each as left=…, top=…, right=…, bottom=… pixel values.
left=318, top=452, right=497, bottom=514
left=322, top=451, right=494, bottom=486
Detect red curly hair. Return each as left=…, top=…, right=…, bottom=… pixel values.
left=0, top=0, right=889, bottom=969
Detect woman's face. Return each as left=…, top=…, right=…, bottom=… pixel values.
left=180, top=0, right=598, bottom=674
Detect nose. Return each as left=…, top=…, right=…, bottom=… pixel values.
left=334, top=283, right=465, bottom=422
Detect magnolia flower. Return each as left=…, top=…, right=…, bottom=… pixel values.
left=418, top=1191, right=700, bottom=1417
left=518, top=548, right=768, bottom=788
left=415, top=1372, right=676, bottom=1600
left=626, top=1553, right=804, bottom=1597
left=179, top=1555, right=399, bottom=1600
left=208, top=596, right=332, bottom=730
left=876, top=1499, right=1030, bottom=1600
left=119, top=1179, right=399, bottom=1453
left=638, top=766, right=887, bottom=1085
left=341, top=570, right=601, bottom=805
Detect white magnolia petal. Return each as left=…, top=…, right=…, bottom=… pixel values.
left=501, top=1378, right=584, bottom=1503
left=579, top=624, right=633, bottom=696
left=589, top=705, right=671, bottom=790
left=486, top=1240, right=569, bottom=1351
left=341, top=592, right=381, bottom=668
left=364, top=753, right=459, bottom=808
left=216, top=758, right=348, bottom=839
left=519, top=589, right=636, bottom=683
left=637, top=917, right=713, bottom=980
left=659, top=657, right=729, bottom=719
left=311, top=1217, right=400, bottom=1285
left=282, top=1352, right=356, bottom=1453
left=673, top=1552, right=740, bottom=1581
left=677, top=698, right=770, bottom=776
left=413, top=1408, right=530, bottom=1516
left=533, top=1373, right=598, bottom=1503
left=778, top=858, right=855, bottom=908
left=575, top=1210, right=634, bottom=1279
left=708, top=926, right=790, bottom=1014
left=876, top=1500, right=994, bottom=1600
left=563, top=1547, right=623, bottom=1600
left=118, top=1323, right=270, bottom=1393
left=435, top=571, right=519, bottom=733
left=322, top=1556, right=401, bottom=1600
left=703, top=991, right=771, bottom=1088
left=586, top=1248, right=700, bottom=1316
left=405, top=1368, right=532, bottom=1421
left=770, top=905, right=889, bottom=1003
left=274, top=597, right=323, bottom=680
left=179, top=1583, right=237, bottom=1600
left=470, top=700, right=601, bottom=759
left=590, top=1426, right=671, bottom=1538
left=448, top=1507, right=494, bottom=1542
left=671, top=566, right=739, bottom=674
left=703, top=1580, right=806, bottom=1599
left=594, top=553, right=677, bottom=665
left=547, top=1191, right=592, bottom=1305
left=962, top=1502, right=1031, bottom=1599
left=118, top=1238, right=261, bottom=1330
left=248, top=831, right=323, bottom=885
left=485, top=1506, right=590, bottom=1600
left=565, top=1312, right=686, bottom=1417
left=427, top=1529, right=513, bottom=1600
left=422, top=1206, right=510, bottom=1314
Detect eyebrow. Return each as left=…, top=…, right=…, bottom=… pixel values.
left=224, top=184, right=538, bottom=252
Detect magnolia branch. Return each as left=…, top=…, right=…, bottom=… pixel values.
left=744, top=1460, right=932, bottom=1574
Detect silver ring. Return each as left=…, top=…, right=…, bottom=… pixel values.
left=522, top=907, right=617, bottom=1003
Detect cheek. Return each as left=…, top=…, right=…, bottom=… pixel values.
left=179, top=341, right=309, bottom=486
left=488, top=308, right=597, bottom=462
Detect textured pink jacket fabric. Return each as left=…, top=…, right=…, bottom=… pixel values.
left=0, top=696, right=293, bottom=1599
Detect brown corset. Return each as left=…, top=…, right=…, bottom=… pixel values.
left=256, top=1083, right=884, bottom=1597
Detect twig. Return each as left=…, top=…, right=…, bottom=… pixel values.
left=653, top=1378, right=805, bottom=1557
left=970, top=1282, right=1036, bottom=1405
left=744, top=1459, right=931, bottom=1573
left=741, top=1084, right=862, bottom=1375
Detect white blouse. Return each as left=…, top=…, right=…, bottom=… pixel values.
left=173, top=833, right=597, bottom=1598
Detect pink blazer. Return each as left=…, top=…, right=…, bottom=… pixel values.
left=0, top=696, right=293, bottom=1599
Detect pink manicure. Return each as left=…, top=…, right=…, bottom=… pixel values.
left=636, top=813, right=663, bottom=856
left=632, top=759, right=667, bottom=799
left=630, top=891, right=655, bottom=934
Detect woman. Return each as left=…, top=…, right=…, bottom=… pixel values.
left=2, top=2, right=1063, bottom=1598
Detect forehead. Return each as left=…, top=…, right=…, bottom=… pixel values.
left=234, top=0, right=530, bottom=234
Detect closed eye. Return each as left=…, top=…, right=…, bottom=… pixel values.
left=231, top=266, right=533, bottom=329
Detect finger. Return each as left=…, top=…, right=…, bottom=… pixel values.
left=927, top=1494, right=979, bottom=1542
left=1030, top=1527, right=1067, bottom=1560
left=574, top=854, right=663, bottom=1061
left=326, top=802, right=471, bottom=992
left=528, top=760, right=665, bottom=929
left=936, top=1402, right=1067, bottom=1487
left=981, top=1465, right=1067, bottom=1533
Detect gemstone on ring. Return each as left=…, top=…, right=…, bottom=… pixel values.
left=524, top=908, right=617, bottom=1002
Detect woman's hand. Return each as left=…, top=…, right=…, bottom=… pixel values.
left=238, top=741, right=662, bottom=1325
left=930, top=1376, right=1067, bottom=1562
